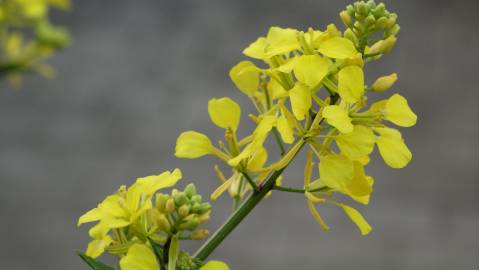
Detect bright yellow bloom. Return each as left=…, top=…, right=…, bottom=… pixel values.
left=276, top=113, right=295, bottom=144
left=317, top=37, right=357, bottom=59
left=319, top=153, right=354, bottom=190
left=229, top=61, right=260, bottom=96
left=200, top=261, right=230, bottom=270
left=338, top=65, right=364, bottom=103
left=384, top=94, right=417, bottom=127
left=264, top=26, right=300, bottom=57
left=335, top=125, right=375, bottom=159
left=208, top=97, right=241, bottom=131
left=119, top=244, right=159, bottom=270
left=292, top=55, right=330, bottom=87
left=322, top=105, right=354, bottom=133
left=289, top=83, right=312, bottom=121
left=374, top=127, right=412, bottom=168
left=175, top=131, right=213, bottom=158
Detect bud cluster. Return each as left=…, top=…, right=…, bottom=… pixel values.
left=154, top=183, right=212, bottom=239
left=340, top=1, right=399, bottom=55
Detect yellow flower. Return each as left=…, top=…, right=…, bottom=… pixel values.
left=335, top=125, right=375, bottom=159
left=119, top=244, right=159, bottom=270
left=322, top=105, right=354, bottom=133
left=292, top=55, right=330, bottom=87
left=338, top=65, right=364, bottom=103
left=229, top=61, right=260, bottom=96
left=384, top=94, right=417, bottom=127
left=318, top=153, right=354, bottom=190
left=200, top=261, right=230, bottom=270
left=264, top=26, right=300, bottom=57
left=317, top=37, right=358, bottom=59
left=371, top=73, right=397, bottom=92
left=78, top=169, right=182, bottom=258
left=374, top=127, right=412, bottom=168
left=175, top=131, right=214, bottom=159
left=289, top=83, right=312, bottom=121
left=208, top=97, right=241, bottom=131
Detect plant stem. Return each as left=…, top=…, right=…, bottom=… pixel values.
left=240, top=171, right=259, bottom=191
left=194, top=167, right=285, bottom=261
left=273, top=185, right=330, bottom=194
left=272, top=127, right=286, bottom=155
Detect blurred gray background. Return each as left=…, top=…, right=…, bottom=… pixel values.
left=1, top=0, right=478, bottom=269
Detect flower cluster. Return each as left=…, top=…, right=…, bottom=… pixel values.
left=0, top=0, right=71, bottom=84
left=78, top=169, right=225, bottom=270
left=175, top=0, right=416, bottom=235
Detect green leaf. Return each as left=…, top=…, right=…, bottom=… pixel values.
left=77, top=251, right=115, bottom=270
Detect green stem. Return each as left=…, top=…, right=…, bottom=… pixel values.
left=194, top=168, right=286, bottom=261
left=272, top=127, right=286, bottom=155
left=273, top=185, right=330, bottom=194
left=240, top=171, right=259, bottom=191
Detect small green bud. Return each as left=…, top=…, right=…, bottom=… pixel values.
left=197, top=202, right=212, bottom=214
left=365, top=14, right=376, bottom=26
left=173, top=192, right=188, bottom=206
left=184, top=183, right=197, bottom=198
left=375, top=17, right=388, bottom=29
left=366, top=0, right=376, bottom=10
left=371, top=73, right=398, bottom=92
left=339, top=10, right=352, bottom=27
left=178, top=205, right=190, bottom=218
left=156, top=194, right=169, bottom=212
left=179, top=218, right=200, bottom=231
left=191, top=194, right=202, bottom=204
left=344, top=28, right=358, bottom=44
left=387, top=24, right=400, bottom=36
left=346, top=5, right=355, bottom=16
left=191, top=202, right=201, bottom=213
left=191, top=229, right=209, bottom=240
left=386, top=13, right=398, bottom=28
left=156, top=214, right=171, bottom=232
left=372, top=3, right=386, bottom=17
left=379, top=35, right=397, bottom=54
left=166, top=198, right=176, bottom=213
left=198, top=211, right=211, bottom=223
left=353, top=21, right=364, bottom=33
left=357, top=2, right=369, bottom=16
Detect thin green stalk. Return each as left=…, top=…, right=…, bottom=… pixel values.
left=273, top=185, right=330, bottom=194
left=272, top=127, right=286, bottom=155
left=240, top=171, right=259, bottom=191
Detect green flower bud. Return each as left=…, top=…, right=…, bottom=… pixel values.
left=346, top=5, right=355, bottom=16
left=178, top=204, right=190, bottom=218
left=179, top=218, right=200, bottom=231
left=365, top=14, right=376, bottom=26
left=375, top=17, right=388, bottom=29
left=387, top=24, right=400, bottom=36
left=166, top=198, right=176, bottom=213
left=372, top=3, right=386, bottom=18
left=191, top=229, right=209, bottom=240
left=184, top=183, right=197, bottom=198
left=371, top=73, right=397, bottom=92
left=353, top=21, right=364, bottom=33
left=379, top=35, right=397, bottom=54
left=198, top=211, right=211, bottom=223
left=191, top=194, right=202, bottom=204
left=340, top=10, right=352, bottom=27
left=366, top=0, right=376, bottom=10
left=197, top=202, right=212, bottom=214
left=173, top=192, right=188, bottom=206
left=156, top=194, right=169, bottom=212
left=191, top=202, right=201, bottom=213
left=357, top=1, right=369, bottom=16
left=156, top=213, right=171, bottom=232
left=386, top=13, right=398, bottom=28
left=344, top=28, right=358, bottom=44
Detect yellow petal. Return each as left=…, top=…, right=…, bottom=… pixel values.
left=318, top=37, right=357, bottom=59
left=265, top=26, right=300, bottom=57
left=135, top=169, right=182, bottom=196
left=208, top=97, right=241, bottom=131
left=175, top=131, right=213, bottom=158
left=338, top=65, right=364, bottom=103
left=384, top=94, right=417, bottom=127
left=200, top=261, right=230, bottom=270
left=243, top=37, right=268, bottom=59
left=371, top=73, right=397, bottom=92
left=229, top=61, right=260, bottom=96
left=120, top=244, right=159, bottom=270
left=85, top=235, right=112, bottom=259
left=267, top=78, right=288, bottom=99
left=319, top=154, right=354, bottom=190
left=276, top=114, right=295, bottom=144
left=374, top=127, right=412, bottom=168
left=78, top=207, right=102, bottom=226
left=336, top=125, right=375, bottom=159
left=289, top=83, right=312, bottom=120
left=210, top=180, right=232, bottom=201
left=293, top=55, right=330, bottom=87
left=247, top=147, right=268, bottom=171
left=307, top=200, right=330, bottom=231
left=322, top=105, right=353, bottom=133
left=336, top=203, right=372, bottom=235
left=345, top=162, right=373, bottom=197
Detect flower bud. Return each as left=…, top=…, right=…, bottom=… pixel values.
left=371, top=73, right=397, bottom=92
left=366, top=0, right=376, bottom=10
left=178, top=205, right=190, bottom=218
left=386, top=13, right=398, bottom=28
left=339, top=11, right=352, bottom=27
left=191, top=229, right=209, bottom=240
left=173, top=192, right=188, bottom=206
left=198, top=211, right=211, bottom=223
left=368, top=35, right=396, bottom=55
left=184, top=183, right=197, bottom=198
left=346, top=5, right=355, bottom=16
left=156, top=214, right=171, bottom=232
left=197, top=202, right=212, bottom=214
left=353, top=21, right=364, bottom=33
left=357, top=2, right=369, bottom=16
left=365, top=14, right=376, bottom=27
left=156, top=194, right=169, bottom=212
left=372, top=3, right=386, bottom=17
left=191, top=194, right=202, bottom=204
left=166, top=198, right=176, bottom=213
left=191, top=202, right=201, bottom=213
left=387, top=24, right=400, bottom=36
left=343, top=29, right=358, bottom=44
left=375, top=17, right=388, bottom=29
left=179, top=218, right=200, bottom=231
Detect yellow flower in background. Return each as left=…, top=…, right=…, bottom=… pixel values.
left=374, top=127, right=412, bottom=168
left=120, top=244, right=159, bottom=270
left=175, top=131, right=214, bottom=159
left=384, top=94, right=417, bottom=127
left=229, top=61, right=260, bottom=96
left=208, top=97, right=241, bottom=131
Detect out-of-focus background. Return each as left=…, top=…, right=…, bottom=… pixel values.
left=1, top=0, right=478, bottom=269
